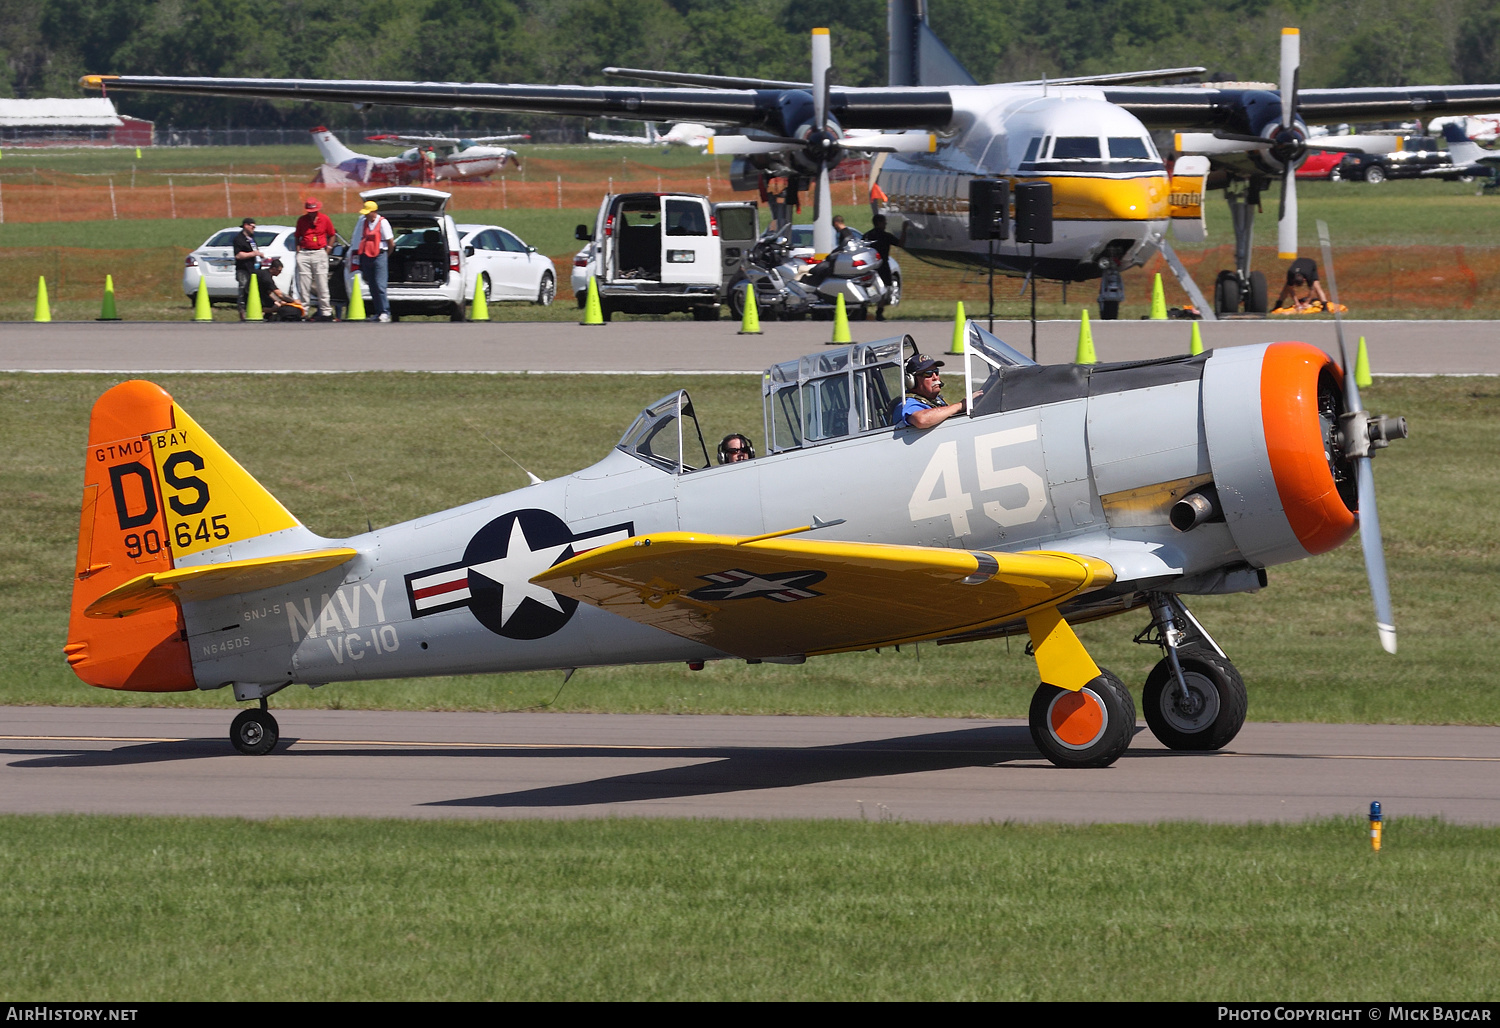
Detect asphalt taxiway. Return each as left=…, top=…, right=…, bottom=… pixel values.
left=1, top=318, right=1497, bottom=374
left=4, top=707, right=1497, bottom=823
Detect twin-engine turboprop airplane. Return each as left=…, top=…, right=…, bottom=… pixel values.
left=67, top=327, right=1406, bottom=767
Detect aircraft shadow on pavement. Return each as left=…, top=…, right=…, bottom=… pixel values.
left=6, top=738, right=231, bottom=767
left=424, top=724, right=1129, bottom=809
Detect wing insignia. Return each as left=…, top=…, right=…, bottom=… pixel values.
left=533, top=531, right=1114, bottom=672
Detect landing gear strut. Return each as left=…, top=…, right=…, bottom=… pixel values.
left=1137, top=593, right=1247, bottom=750
left=1213, top=179, right=1270, bottom=317
left=230, top=698, right=280, bottom=755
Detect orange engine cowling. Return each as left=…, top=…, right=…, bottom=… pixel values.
left=1201, top=341, right=1358, bottom=568
left=63, top=381, right=195, bottom=691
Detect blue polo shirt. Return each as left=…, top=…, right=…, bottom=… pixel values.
left=897, top=394, right=945, bottom=427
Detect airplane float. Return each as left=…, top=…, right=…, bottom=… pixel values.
left=309, top=126, right=524, bottom=187
left=81, top=6, right=1500, bottom=318
left=66, top=321, right=1406, bottom=767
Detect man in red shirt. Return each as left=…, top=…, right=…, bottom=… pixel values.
left=295, top=197, right=337, bottom=320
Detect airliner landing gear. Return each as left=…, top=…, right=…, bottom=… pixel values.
left=1028, top=670, right=1136, bottom=768
left=1138, top=593, right=1247, bottom=751
left=230, top=699, right=280, bottom=755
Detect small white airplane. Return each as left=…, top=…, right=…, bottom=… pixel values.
left=588, top=121, right=715, bottom=148
left=66, top=322, right=1406, bottom=769
left=309, top=126, right=524, bottom=186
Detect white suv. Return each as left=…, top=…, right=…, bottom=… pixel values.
left=337, top=187, right=467, bottom=320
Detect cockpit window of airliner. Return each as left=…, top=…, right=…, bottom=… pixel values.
left=1108, top=137, right=1152, bottom=160
left=1021, top=137, right=1042, bottom=164
left=1053, top=137, right=1101, bottom=160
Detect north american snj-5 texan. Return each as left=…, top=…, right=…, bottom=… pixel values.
left=82, top=2, right=1500, bottom=317
left=68, top=314, right=1407, bottom=768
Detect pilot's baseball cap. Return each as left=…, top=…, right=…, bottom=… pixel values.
left=304, top=198, right=322, bottom=211
left=906, top=353, right=945, bottom=376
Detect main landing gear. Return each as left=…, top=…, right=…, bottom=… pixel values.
left=1024, top=593, right=1247, bottom=767
left=1136, top=592, right=1247, bottom=751
left=230, top=698, right=280, bottom=755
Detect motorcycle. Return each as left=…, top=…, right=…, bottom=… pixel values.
left=727, top=225, right=893, bottom=321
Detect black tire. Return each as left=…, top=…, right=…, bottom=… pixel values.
left=1329, top=166, right=1342, bottom=182
left=1098, top=300, right=1120, bottom=321
left=449, top=301, right=467, bottom=322
left=1142, top=650, right=1247, bottom=751
left=1214, top=271, right=1241, bottom=315
left=1364, top=164, right=1387, bottom=184
left=535, top=272, right=555, bottom=307
left=691, top=304, right=719, bottom=321
left=230, top=708, right=280, bottom=756
left=728, top=285, right=748, bottom=320
left=1247, top=270, right=1269, bottom=314
left=600, top=302, right=613, bottom=322
left=480, top=273, right=493, bottom=302
left=1028, top=670, right=1136, bottom=769
left=849, top=305, right=868, bottom=321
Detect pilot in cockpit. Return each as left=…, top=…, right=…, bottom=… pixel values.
left=718, top=433, right=755, bottom=464
left=897, top=354, right=978, bottom=430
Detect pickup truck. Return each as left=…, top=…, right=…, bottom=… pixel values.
left=571, top=192, right=759, bottom=320
left=1334, top=136, right=1468, bottom=183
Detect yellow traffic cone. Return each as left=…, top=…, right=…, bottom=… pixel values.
left=950, top=300, right=966, bottom=354
left=1150, top=273, right=1168, bottom=320
left=135, top=147, right=142, bottom=159
left=1189, top=320, right=1203, bottom=355
left=581, top=276, right=605, bottom=325
left=737, top=284, right=762, bottom=335
left=1355, top=335, right=1373, bottom=387
left=832, top=293, right=852, bottom=343
left=347, top=273, right=367, bottom=321
left=1075, top=309, right=1096, bottom=364
left=97, top=275, right=120, bottom=321
left=34, top=276, right=51, bottom=323
left=468, top=274, right=488, bottom=321
left=245, top=273, right=263, bottom=322
left=193, top=277, right=212, bottom=321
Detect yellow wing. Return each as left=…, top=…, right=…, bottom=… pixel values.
left=85, top=548, right=357, bottom=619
left=534, top=531, right=1116, bottom=690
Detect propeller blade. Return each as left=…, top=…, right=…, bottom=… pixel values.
left=812, top=165, right=835, bottom=255
left=1176, top=132, right=1265, bottom=155
left=1357, top=457, right=1397, bottom=653
left=1317, top=218, right=1394, bottom=653
left=812, top=27, right=831, bottom=129
left=842, top=132, right=937, bottom=154
left=707, top=135, right=797, bottom=155
left=1278, top=167, right=1298, bottom=259
left=1280, top=27, right=1299, bottom=129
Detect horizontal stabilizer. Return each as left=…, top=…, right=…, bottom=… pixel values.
left=533, top=531, right=1114, bottom=659
left=86, top=548, right=357, bottom=619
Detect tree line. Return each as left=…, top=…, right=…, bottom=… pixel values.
left=2, top=0, right=1498, bottom=131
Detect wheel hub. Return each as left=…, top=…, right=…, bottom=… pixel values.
left=240, top=721, right=264, bottom=746
left=1161, top=673, right=1220, bottom=733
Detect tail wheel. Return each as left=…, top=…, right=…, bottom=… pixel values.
left=535, top=272, right=555, bottom=306
left=230, top=708, right=280, bottom=756
left=1143, top=650, right=1247, bottom=751
left=1028, top=670, right=1135, bottom=768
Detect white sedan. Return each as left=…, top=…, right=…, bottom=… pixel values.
left=182, top=225, right=297, bottom=302
left=456, top=223, right=556, bottom=305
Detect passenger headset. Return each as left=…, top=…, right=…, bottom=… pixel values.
left=717, top=434, right=755, bottom=464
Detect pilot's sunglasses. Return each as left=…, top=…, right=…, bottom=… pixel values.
left=725, top=446, right=747, bottom=454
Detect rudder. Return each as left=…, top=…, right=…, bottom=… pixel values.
left=65, top=381, right=303, bottom=691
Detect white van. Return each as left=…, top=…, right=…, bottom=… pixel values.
left=336, top=187, right=467, bottom=320
left=570, top=193, right=759, bottom=320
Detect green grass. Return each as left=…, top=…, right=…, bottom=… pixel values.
left=4, top=372, right=1497, bottom=724
left=1, top=815, right=1494, bottom=1000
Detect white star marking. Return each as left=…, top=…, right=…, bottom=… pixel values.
left=716, top=573, right=799, bottom=599
left=466, top=519, right=572, bottom=627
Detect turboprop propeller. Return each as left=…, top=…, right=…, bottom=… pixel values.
left=1176, top=29, right=1368, bottom=259
left=1317, top=219, right=1408, bottom=653
left=707, top=28, right=935, bottom=254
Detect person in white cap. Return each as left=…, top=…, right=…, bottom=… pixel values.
left=351, top=199, right=394, bottom=322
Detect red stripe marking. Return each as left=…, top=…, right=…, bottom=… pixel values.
left=413, top=576, right=469, bottom=601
